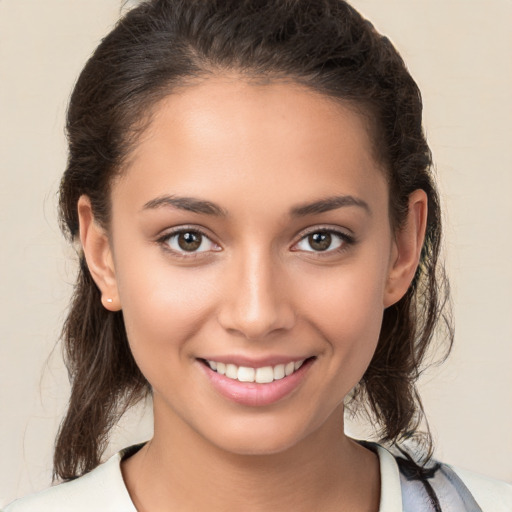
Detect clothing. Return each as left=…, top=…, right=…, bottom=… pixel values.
left=3, top=443, right=512, bottom=511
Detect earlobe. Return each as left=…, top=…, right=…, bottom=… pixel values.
left=77, top=195, right=121, bottom=311
left=384, top=189, right=428, bottom=308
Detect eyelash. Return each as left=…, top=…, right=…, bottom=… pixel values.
left=157, top=226, right=219, bottom=259
left=157, top=226, right=355, bottom=258
left=293, top=227, right=355, bottom=256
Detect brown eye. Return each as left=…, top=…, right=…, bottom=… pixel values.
left=178, top=231, right=202, bottom=251
left=308, top=232, right=332, bottom=251
left=164, top=229, right=219, bottom=255
left=294, top=230, right=347, bottom=253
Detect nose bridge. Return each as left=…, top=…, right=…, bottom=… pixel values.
left=217, top=244, right=295, bottom=340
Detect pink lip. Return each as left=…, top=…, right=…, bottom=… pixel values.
left=198, top=358, right=314, bottom=407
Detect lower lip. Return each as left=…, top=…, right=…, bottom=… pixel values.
left=199, top=359, right=313, bottom=407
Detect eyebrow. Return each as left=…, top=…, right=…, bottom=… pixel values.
left=142, top=195, right=228, bottom=216
left=142, top=194, right=370, bottom=217
left=289, top=195, right=371, bottom=217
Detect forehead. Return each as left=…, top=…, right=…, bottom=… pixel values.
left=115, top=78, right=387, bottom=215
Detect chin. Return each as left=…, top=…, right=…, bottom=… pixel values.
left=211, top=431, right=305, bottom=457
left=197, top=410, right=332, bottom=457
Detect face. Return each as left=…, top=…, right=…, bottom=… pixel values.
left=84, top=78, right=415, bottom=456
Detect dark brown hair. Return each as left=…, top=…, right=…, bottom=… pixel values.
left=55, top=0, right=453, bottom=481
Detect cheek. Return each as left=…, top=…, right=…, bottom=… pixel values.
left=296, top=258, right=388, bottom=377
left=301, top=259, right=386, bottom=330
left=114, top=251, right=221, bottom=364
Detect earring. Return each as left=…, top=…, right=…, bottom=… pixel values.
left=106, top=298, right=113, bottom=303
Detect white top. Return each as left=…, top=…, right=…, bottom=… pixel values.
left=3, top=444, right=512, bottom=511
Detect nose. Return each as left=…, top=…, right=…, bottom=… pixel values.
left=216, top=249, right=296, bottom=340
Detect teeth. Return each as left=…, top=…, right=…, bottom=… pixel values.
left=207, top=359, right=306, bottom=383
left=226, top=364, right=238, bottom=379
left=237, top=366, right=255, bottom=382
left=255, top=366, right=274, bottom=384
left=273, top=364, right=285, bottom=380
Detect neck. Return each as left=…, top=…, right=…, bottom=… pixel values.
left=122, top=405, right=380, bottom=512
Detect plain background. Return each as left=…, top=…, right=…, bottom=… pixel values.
left=1, top=0, right=511, bottom=504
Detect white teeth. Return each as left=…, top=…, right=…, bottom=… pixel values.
left=237, top=366, right=255, bottom=382
left=207, top=359, right=306, bottom=383
left=273, top=364, right=285, bottom=380
left=226, top=364, right=238, bottom=379
left=255, top=366, right=274, bottom=384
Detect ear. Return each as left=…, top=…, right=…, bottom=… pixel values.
left=383, top=189, right=428, bottom=308
left=77, top=195, right=121, bottom=311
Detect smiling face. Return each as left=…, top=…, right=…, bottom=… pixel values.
left=79, top=78, right=424, bottom=456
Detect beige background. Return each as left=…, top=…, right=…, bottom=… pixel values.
left=1, top=0, right=511, bottom=504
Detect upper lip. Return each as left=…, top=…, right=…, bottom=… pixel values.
left=198, top=355, right=313, bottom=368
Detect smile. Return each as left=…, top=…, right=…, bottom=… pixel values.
left=205, top=359, right=305, bottom=384
left=200, top=357, right=314, bottom=406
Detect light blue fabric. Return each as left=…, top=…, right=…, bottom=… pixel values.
left=399, top=459, right=482, bottom=511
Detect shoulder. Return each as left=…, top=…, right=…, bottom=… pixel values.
left=389, top=444, right=512, bottom=512
left=2, top=448, right=137, bottom=512
left=453, top=465, right=512, bottom=511
left=368, top=442, right=512, bottom=512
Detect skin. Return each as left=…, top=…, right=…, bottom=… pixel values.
left=79, top=78, right=427, bottom=512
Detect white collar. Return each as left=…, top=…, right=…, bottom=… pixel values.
left=374, top=444, right=403, bottom=511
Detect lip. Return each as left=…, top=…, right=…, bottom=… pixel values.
left=198, top=357, right=314, bottom=407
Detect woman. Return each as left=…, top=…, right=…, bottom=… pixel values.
left=4, top=0, right=511, bottom=510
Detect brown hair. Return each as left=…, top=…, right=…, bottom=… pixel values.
left=55, top=0, right=453, bottom=480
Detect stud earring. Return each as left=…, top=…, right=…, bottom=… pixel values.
left=106, top=298, right=113, bottom=303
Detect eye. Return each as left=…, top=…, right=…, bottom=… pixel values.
left=162, top=229, right=220, bottom=255
left=294, top=230, right=351, bottom=253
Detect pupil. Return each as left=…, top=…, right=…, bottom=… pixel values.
left=178, top=232, right=202, bottom=251
left=309, top=232, right=331, bottom=251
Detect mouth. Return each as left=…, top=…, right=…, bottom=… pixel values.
left=198, top=357, right=315, bottom=407
left=201, top=358, right=307, bottom=384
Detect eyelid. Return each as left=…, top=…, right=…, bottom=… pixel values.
left=291, top=225, right=355, bottom=253
left=157, top=225, right=221, bottom=257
